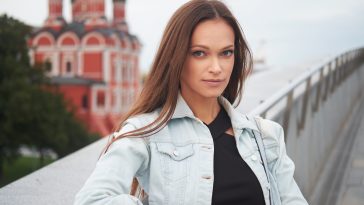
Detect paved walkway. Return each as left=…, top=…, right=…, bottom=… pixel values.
left=336, top=112, right=364, bottom=205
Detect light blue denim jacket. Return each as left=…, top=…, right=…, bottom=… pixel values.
left=74, top=94, right=308, bottom=205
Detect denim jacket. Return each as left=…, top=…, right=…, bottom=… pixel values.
left=74, top=94, right=308, bottom=205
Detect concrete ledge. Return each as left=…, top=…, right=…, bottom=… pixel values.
left=308, top=94, right=364, bottom=205
left=0, top=137, right=108, bottom=205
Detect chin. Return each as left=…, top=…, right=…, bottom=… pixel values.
left=200, top=90, right=224, bottom=99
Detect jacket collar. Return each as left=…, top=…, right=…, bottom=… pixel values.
left=171, top=92, right=259, bottom=131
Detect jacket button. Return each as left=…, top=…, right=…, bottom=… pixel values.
left=173, top=150, right=179, bottom=157
left=251, top=155, right=258, bottom=161
left=266, top=183, right=271, bottom=190
left=201, top=145, right=212, bottom=150
left=111, top=132, right=117, bottom=139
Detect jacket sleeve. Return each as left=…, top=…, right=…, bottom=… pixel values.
left=272, top=122, right=309, bottom=205
left=74, top=123, right=150, bottom=205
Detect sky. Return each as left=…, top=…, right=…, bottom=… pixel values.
left=1, top=0, right=364, bottom=73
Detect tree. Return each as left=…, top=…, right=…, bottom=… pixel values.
left=0, top=14, right=34, bottom=178
left=0, top=14, right=98, bottom=179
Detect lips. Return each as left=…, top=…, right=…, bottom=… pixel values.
left=203, top=79, right=224, bottom=82
left=202, top=79, right=224, bottom=86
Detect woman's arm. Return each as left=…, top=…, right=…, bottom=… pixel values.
left=273, top=123, right=309, bottom=205
left=74, top=123, right=150, bottom=205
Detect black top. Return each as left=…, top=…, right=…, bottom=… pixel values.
left=205, top=107, right=265, bottom=205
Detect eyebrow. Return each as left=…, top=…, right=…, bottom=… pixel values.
left=190, top=44, right=234, bottom=50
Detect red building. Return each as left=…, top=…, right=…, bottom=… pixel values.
left=28, top=0, right=141, bottom=136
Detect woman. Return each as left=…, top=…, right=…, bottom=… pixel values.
left=75, top=0, right=308, bottom=204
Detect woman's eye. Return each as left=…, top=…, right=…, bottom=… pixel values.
left=222, top=50, right=234, bottom=57
left=192, top=51, right=205, bottom=57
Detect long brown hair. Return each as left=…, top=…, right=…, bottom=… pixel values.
left=103, top=0, right=253, bottom=196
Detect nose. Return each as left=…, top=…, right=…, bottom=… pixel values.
left=208, top=56, right=222, bottom=74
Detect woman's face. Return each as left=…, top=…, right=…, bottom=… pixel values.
left=180, top=18, right=235, bottom=101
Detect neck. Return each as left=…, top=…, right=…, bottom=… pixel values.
left=181, top=91, right=221, bottom=124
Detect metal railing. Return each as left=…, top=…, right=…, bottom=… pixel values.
left=250, top=48, right=363, bottom=132
left=248, top=47, right=364, bottom=204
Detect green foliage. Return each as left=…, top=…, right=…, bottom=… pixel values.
left=0, top=156, right=54, bottom=187
left=0, top=14, right=98, bottom=180
left=0, top=15, right=31, bottom=67
left=0, top=15, right=34, bottom=166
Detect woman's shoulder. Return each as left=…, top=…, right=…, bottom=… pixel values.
left=123, top=110, right=161, bottom=130
left=110, top=109, right=163, bottom=142
left=252, top=116, right=284, bottom=144
left=107, top=111, right=161, bottom=153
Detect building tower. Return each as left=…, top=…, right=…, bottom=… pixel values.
left=44, top=0, right=65, bottom=30
left=113, top=0, right=128, bottom=31
left=113, top=0, right=125, bottom=24
left=72, top=0, right=106, bottom=23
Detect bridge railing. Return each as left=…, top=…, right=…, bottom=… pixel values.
left=249, top=48, right=364, bottom=205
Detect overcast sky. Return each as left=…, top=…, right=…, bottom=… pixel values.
left=1, top=0, right=364, bottom=73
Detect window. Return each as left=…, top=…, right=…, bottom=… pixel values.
left=66, top=61, right=72, bottom=73
left=114, top=59, right=121, bottom=82
left=121, top=88, right=126, bottom=112
left=122, top=62, right=127, bottom=82
left=82, top=95, right=88, bottom=109
left=97, top=91, right=105, bottom=107
left=111, top=90, right=121, bottom=113
left=128, top=62, right=133, bottom=83
left=44, top=60, right=52, bottom=72
left=129, top=89, right=135, bottom=105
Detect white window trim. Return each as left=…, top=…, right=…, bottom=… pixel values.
left=111, top=88, right=121, bottom=113
left=92, top=86, right=109, bottom=114
left=114, top=58, right=122, bottom=83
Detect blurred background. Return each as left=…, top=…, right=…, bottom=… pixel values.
left=2, top=0, right=364, bottom=72
left=0, top=0, right=364, bottom=204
